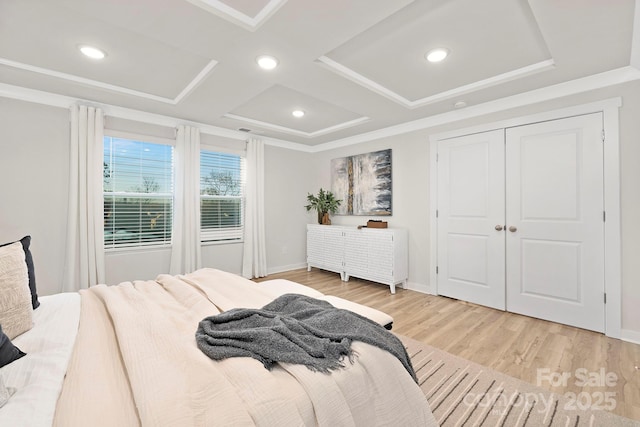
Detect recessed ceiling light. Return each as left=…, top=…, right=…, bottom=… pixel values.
left=256, top=55, right=278, bottom=70
left=78, top=45, right=107, bottom=60
left=426, top=48, right=449, bottom=63
left=292, top=110, right=305, bottom=118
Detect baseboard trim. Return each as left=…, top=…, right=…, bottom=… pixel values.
left=405, top=281, right=433, bottom=295
left=620, top=328, right=640, bottom=345
left=267, top=263, right=307, bottom=275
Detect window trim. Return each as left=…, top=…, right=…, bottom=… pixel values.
left=199, top=148, right=246, bottom=244
left=104, top=129, right=176, bottom=147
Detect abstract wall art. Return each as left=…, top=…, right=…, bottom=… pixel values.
left=331, top=149, right=392, bottom=216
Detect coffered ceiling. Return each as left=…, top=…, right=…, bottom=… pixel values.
left=0, top=0, right=636, bottom=147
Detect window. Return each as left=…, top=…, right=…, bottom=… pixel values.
left=200, top=150, right=245, bottom=242
left=103, top=136, right=174, bottom=248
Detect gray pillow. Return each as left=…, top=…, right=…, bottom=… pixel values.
left=0, top=324, right=26, bottom=368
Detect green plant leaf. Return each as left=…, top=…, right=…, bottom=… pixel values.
left=304, top=188, right=342, bottom=214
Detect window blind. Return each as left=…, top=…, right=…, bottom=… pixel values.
left=103, top=136, right=174, bottom=248
left=200, top=150, right=245, bottom=242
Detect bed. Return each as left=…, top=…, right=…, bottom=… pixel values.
left=0, top=238, right=436, bottom=426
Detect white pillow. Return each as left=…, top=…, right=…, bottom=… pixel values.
left=0, top=374, right=15, bottom=408
left=0, top=242, right=32, bottom=339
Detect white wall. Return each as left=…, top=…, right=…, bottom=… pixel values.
left=1, top=81, right=638, bottom=337
left=263, top=145, right=314, bottom=273
left=0, top=98, right=70, bottom=296
left=101, top=119, right=250, bottom=284
left=0, top=100, right=313, bottom=290
left=309, top=80, right=640, bottom=337
left=102, top=140, right=314, bottom=282
left=309, top=135, right=431, bottom=288
left=104, top=247, right=172, bottom=284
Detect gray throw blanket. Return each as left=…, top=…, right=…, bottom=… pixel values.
left=196, top=294, right=417, bottom=383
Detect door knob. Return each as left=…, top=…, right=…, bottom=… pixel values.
left=508, top=226, right=517, bottom=232
left=495, top=225, right=504, bottom=231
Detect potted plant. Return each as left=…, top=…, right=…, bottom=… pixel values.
left=305, top=188, right=342, bottom=224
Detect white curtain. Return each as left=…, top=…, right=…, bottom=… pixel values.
left=63, top=104, right=105, bottom=291
left=170, top=125, right=201, bottom=275
left=242, top=138, right=267, bottom=278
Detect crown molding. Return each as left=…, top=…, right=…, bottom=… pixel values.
left=0, top=57, right=218, bottom=105
left=307, top=66, right=640, bottom=152
left=2, top=66, right=639, bottom=155
left=223, top=113, right=370, bottom=138
left=184, top=0, right=287, bottom=31
left=0, top=82, right=77, bottom=109
left=430, top=96, right=622, bottom=143
left=317, top=55, right=555, bottom=109
left=0, top=81, right=311, bottom=151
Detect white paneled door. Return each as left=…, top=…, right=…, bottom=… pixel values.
left=436, top=113, right=605, bottom=332
left=505, top=114, right=604, bottom=332
left=437, top=130, right=506, bottom=310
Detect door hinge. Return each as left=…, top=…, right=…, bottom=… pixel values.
left=436, top=153, right=439, bottom=162
left=603, top=211, right=606, bottom=222
left=436, top=209, right=439, bottom=218
left=604, top=293, right=607, bottom=304
left=436, top=266, right=439, bottom=274
left=601, top=129, right=605, bottom=142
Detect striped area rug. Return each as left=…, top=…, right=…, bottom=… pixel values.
left=399, top=335, right=639, bottom=427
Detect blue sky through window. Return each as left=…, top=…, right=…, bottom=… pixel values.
left=104, top=136, right=173, bottom=193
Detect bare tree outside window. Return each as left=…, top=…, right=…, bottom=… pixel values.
left=133, top=176, right=160, bottom=194
left=202, top=170, right=240, bottom=196
left=200, top=150, right=245, bottom=242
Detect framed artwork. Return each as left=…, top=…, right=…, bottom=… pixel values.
left=331, top=149, right=392, bottom=216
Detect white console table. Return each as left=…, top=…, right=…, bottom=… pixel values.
left=306, top=224, right=408, bottom=294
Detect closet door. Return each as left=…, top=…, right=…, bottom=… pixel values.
left=505, top=113, right=605, bottom=332
left=437, top=130, right=506, bottom=310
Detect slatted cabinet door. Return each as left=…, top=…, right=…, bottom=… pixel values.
left=307, top=224, right=345, bottom=279
left=344, top=228, right=369, bottom=279
left=366, top=231, right=395, bottom=284
left=323, top=226, right=346, bottom=276
left=306, top=225, right=324, bottom=268
left=344, top=228, right=408, bottom=294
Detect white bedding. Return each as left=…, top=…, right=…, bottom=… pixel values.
left=258, top=279, right=394, bottom=328
left=54, top=269, right=436, bottom=426
left=0, top=293, right=80, bottom=427
left=0, top=270, right=436, bottom=426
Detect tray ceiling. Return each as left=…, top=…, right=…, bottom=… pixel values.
left=0, top=0, right=635, bottom=146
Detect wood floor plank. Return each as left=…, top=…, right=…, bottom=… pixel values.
left=255, top=268, right=640, bottom=421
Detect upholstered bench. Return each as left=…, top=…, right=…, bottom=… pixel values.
left=258, top=279, right=394, bottom=330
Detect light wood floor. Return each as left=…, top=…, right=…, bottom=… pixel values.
left=256, top=268, right=640, bottom=421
